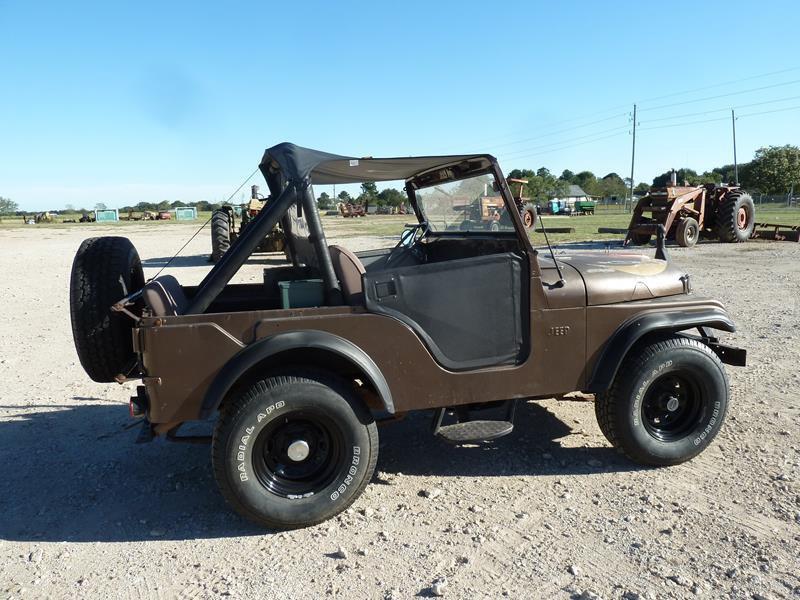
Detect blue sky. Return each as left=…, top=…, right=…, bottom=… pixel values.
left=2, top=0, right=799, bottom=210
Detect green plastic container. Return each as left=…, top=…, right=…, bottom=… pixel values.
left=278, top=279, right=324, bottom=309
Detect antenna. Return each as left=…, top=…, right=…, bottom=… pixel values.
left=537, top=208, right=565, bottom=287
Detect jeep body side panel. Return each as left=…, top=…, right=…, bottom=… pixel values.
left=138, top=295, right=587, bottom=424
left=197, top=330, right=394, bottom=419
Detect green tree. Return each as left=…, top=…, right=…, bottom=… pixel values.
left=0, top=197, right=19, bottom=215
left=559, top=169, right=575, bottom=182
left=377, top=187, right=406, bottom=208
left=747, top=145, right=800, bottom=194
left=599, top=172, right=628, bottom=200
left=573, top=171, right=599, bottom=195
left=316, top=192, right=333, bottom=210
left=94, top=202, right=107, bottom=210
left=634, top=182, right=650, bottom=195
left=357, top=182, right=378, bottom=210
left=338, top=190, right=353, bottom=203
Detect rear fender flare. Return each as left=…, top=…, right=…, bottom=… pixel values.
left=199, top=330, right=394, bottom=418
left=587, top=308, right=736, bottom=392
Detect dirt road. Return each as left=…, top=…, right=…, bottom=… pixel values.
left=1, top=224, right=798, bottom=599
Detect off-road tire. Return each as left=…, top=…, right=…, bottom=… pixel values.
left=595, top=336, right=728, bottom=466
left=521, top=203, right=537, bottom=230
left=212, top=370, right=379, bottom=529
left=675, top=217, right=699, bottom=247
left=69, top=236, right=145, bottom=382
left=210, top=209, right=232, bottom=263
left=717, top=190, right=755, bottom=243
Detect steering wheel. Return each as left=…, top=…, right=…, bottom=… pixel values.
left=385, top=221, right=429, bottom=266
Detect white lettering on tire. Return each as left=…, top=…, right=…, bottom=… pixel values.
left=330, top=446, right=361, bottom=502
left=236, top=400, right=286, bottom=482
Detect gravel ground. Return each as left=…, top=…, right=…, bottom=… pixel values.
left=0, top=224, right=798, bottom=600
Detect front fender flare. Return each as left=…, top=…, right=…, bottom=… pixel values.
left=198, top=330, right=394, bottom=419
left=586, top=307, right=736, bottom=393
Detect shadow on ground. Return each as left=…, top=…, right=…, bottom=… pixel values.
left=0, top=400, right=640, bottom=543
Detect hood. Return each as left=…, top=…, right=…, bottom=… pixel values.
left=555, top=252, right=688, bottom=306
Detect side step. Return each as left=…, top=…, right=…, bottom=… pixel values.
left=432, top=401, right=516, bottom=444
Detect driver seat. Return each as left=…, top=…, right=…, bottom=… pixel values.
left=328, top=245, right=365, bottom=305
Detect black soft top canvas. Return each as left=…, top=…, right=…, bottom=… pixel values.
left=260, top=142, right=492, bottom=185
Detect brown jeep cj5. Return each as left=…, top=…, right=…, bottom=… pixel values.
left=69, top=143, right=746, bottom=529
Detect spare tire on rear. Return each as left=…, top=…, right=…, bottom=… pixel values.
left=69, top=236, right=145, bottom=382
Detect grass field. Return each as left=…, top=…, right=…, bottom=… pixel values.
left=2, top=205, right=798, bottom=245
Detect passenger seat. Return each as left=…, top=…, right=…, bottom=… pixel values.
left=328, top=245, right=365, bottom=306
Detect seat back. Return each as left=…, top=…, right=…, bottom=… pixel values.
left=328, top=245, right=365, bottom=305
left=142, top=275, right=188, bottom=316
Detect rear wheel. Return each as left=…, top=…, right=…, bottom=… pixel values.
left=69, top=237, right=145, bottom=382
left=675, top=217, right=699, bottom=247
left=595, top=336, right=728, bottom=466
left=212, top=371, right=379, bottom=529
left=717, top=191, right=755, bottom=243
left=210, top=209, right=233, bottom=263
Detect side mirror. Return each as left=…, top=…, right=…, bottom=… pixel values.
left=400, top=228, right=415, bottom=247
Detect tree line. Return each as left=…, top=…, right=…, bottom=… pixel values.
left=3, top=146, right=798, bottom=217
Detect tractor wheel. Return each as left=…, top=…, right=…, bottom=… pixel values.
left=212, top=370, right=379, bottom=529
left=210, top=209, right=232, bottom=263
left=69, top=237, right=145, bottom=382
left=595, top=336, right=729, bottom=466
left=717, top=191, right=755, bottom=243
left=628, top=231, right=651, bottom=246
left=521, top=203, right=537, bottom=230
left=489, top=221, right=501, bottom=232
left=675, top=217, right=699, bottom=247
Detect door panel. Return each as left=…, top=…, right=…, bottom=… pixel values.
left=363, top=253, right=526, bottom=371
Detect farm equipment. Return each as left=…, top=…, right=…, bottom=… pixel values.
left=457, top=179, right=538, bottom=231
left=210, top=185, right=286, bottom=262
left=626, top=172, right=755, bottom=247
left=338, top=202, right=366, bottom=217
left=751, top=222, right=800, bottom=242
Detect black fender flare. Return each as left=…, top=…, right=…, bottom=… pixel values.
left=586, top=307, right=736, bottom=392
left=199, top=330, right=394, bottom=419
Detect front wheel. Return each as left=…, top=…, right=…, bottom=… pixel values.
left=675, top=217, right=699, bottom=247
left=212, top=371, right=378, bottom=529
left=595, top=336, right=729, bottom=466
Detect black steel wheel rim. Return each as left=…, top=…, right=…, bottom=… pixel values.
left=252, top=410, right=345, bottom=497
left=641, top=372, right=705, bottom=442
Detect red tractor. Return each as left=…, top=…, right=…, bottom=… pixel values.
left=626, top=173, right=756, bottom=248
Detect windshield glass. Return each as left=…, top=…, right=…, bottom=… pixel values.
left=414, top=173, right=515, bottom=232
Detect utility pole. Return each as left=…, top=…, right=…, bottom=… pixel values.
left=628, top=103, right=637, bottom=212
left=731, top=109, right=739, bottom=185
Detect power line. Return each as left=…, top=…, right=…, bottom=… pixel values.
left=458, top=66, right=800, bottom=150
left=642, top=93, right=800, bottom=124
left=639, top=103, right=800, bottom=131
left=638, top=78, right=800, bottom=112
left=634, top=66, right=800, bottom=106
left=487, top=112, right=628, bottom=150
left=496, top=131, right=629, bottom=161
left=496, top=124, right=630, bottom=157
